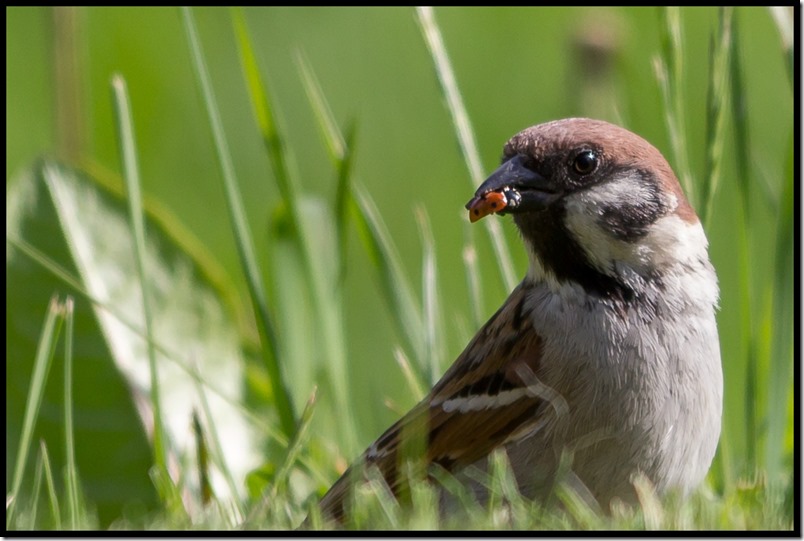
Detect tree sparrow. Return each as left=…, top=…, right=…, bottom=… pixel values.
left=315, top=118, right=722, bottom=524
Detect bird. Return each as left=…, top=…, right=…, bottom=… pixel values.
left=313, top=117, right=722, bottom=526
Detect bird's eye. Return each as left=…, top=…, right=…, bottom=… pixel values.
left=572, top=150, right=598, bottom=175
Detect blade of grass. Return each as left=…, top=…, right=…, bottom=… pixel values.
left=352, top=184, right=427, bottom=373
left=148, top=465, right=188, bottom=525
left=333, top=123, right=358, bottom=286
left=428, top=465, right=484, bottom=523
left=190, top=411, right=215, bottom=512
left=294, top=47, right=360, bottom=289
left=699, top=7, right=732, bottom=227
left=408, top=476, right=439, bottom=529
left=294, top=50, right=347, bottom=164
left=62, top=297, right=81, bottom=529
left=633, top=473, right=664, bottom=530
left=488, top=450, right=523, bottom=510
left=725, top=17, right=784, bottom=441
left=655, top=7, right=695, bottom=208
left=7, top=295, right=63, bottom=526
left=295, top=49, right=428, bottom=378
left=27, top=448, right=45, bottom=529
left=360, top=467, right=401, bottom=529
left=766, top=131, right=794, bottom=483
left=719, top=226, right=755, bottom=493
left=181, top=7, right=297, bottom=439
left=416, top=6, right=517, bottom=292
left=415, top=206, right=445, bottom=384
left=462, top=222, right=484, bottom=330
left=728, top=13, right=751, bottom=221
left=762, top=6, right=794, bottom=485
left=190, top=360, right=244, bottom=521
left=414, top=7, right=482, bottom=185
left=711, top=11, right=748, bottom=483
left=110, top=74, right=168, bottom=476
left=554, top=480, right=606, bottom=530
left=231, top=9, right=297, bottom=208
left=247, top=387, right=319, bottom=526
left=393, top=348, right=427, bottom=403
left=232, top=9, right=360, bottom=454
left=39, top=441, right=62, bottom=529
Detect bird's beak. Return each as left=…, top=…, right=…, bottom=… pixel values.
left=465, top=154, right=561, bottom=221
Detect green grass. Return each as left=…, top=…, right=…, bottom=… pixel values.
left=184, top=7, right=298, bottom=441
left=111, top=73, right=169, bottom=485
left=7, top=296, right=63, bottom=526
left=6, top=6, right=794, bottom=531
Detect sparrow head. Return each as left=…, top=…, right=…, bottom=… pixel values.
left=467, top=118, right=712, bottom=302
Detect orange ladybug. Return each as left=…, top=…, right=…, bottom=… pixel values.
left=467, top=191, right=507, bottom=223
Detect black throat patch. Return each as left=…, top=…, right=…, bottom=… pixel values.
left=514, top=206, right=637, bottom=305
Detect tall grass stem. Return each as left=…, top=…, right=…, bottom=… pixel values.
left=232, top=9, right=357, bottom=452
left=700, top=8, right=732, bottom=227
left=656, top=7, right=695, bottom=208
left=416, top=6, right=518, bottom=291
left=182, top=7, right=298, bottom=438
left=62, top=297, right=81, bottom=528
left=110, top=74, right=168, bottom=474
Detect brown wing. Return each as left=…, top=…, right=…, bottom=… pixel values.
left=317, top=284, right=546, bottom=523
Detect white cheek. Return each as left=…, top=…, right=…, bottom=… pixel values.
left=563, top=189, right=645, bottom=274
left=563, top=197, right=620, bottom=273
left=642, top=215, right=709, bottom=267
left=563, top=179, right=709, bottom=277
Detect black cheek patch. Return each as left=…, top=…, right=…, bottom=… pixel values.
left=599, top=170, right=667, bottom=242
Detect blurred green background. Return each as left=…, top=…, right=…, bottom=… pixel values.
left=7, top=6, right=793, bottom=526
